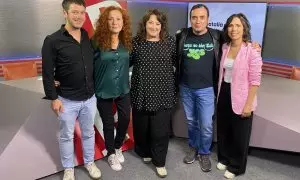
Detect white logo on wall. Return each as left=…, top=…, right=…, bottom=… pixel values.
left=188, top=3, right=267, bottom=45
left=208, top=22, right=224, bottom=29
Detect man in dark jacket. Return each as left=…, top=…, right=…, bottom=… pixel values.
left=175, top=4, right=222, bottom=172
left=175, top=3, right=261, bottom=173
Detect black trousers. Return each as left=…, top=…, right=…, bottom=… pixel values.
left=132, top=108, right=171, bottom=167
left=217, top=82, right=253, bottom=175
left=97, top=93, right=131, bottom=156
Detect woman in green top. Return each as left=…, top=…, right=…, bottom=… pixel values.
left=92, top=6, right=132, bottom=172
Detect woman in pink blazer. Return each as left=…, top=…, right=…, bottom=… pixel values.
left=216, top=13, right=263, bottom=179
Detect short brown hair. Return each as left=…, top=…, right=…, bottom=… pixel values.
left=223, top=13, right=252, bottom=43
left=136, top=9, right=169, bottom=42
left=62, top=0, right=86, bottom=11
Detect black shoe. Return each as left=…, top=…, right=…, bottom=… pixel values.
left=183, top=147, right=197, bottom=164
left=199, top=154, right=212, bottom=172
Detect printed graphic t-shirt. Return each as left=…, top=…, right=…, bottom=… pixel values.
left=181, top=31, right=214, bottom=89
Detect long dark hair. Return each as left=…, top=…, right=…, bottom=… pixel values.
left=223, top=13, right=252, bottom=43
left=136, top=9, right=169, bottom=42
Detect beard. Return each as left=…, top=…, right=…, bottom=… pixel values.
left=66, top=17, right=84, bottom=30
left=71, top=22, right=83, bottom=29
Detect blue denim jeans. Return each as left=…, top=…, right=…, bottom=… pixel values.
left=58, top=95, right=96, bottom=168
left=180, top=85, right=215, bottom=155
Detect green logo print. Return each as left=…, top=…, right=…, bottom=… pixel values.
left=187, top=49, right=206, bottom=60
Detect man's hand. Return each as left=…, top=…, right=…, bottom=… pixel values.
left=51, top=99, right=64, bottom=116
left=54, top=80, right=60, bottom=87
left=251, top=42, right=261, bottom=53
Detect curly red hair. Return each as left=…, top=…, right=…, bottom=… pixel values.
left=93, top=6, right=132, bottom=51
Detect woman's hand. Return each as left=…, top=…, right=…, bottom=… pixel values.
left=241, top=104, right=252, bottom=118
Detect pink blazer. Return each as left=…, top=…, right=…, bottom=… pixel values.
left=217, top=43, right=263, bottom=115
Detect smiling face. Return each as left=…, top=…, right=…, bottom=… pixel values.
left=107, top=9, right=123, bottom=34
left=227, top=17, right=244, bottom=41
left=146, top=14, right=161, bottom=39
left=63, top=3, right=86, bottom=29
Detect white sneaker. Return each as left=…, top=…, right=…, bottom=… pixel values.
left=217, top=162, right=227, bottom=171
left=115, top=148, right=125, bottom=163
left=224, top=170, right=236, bottom=179
left=85, top=162, right=101, bottom=179
left=156, top=167, right=167, bottom=178
left=143, top=157, right=152, bottom=164
left=108, top=154, right=122, bottom=171
left=63, top=168, right=75, bottom=180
